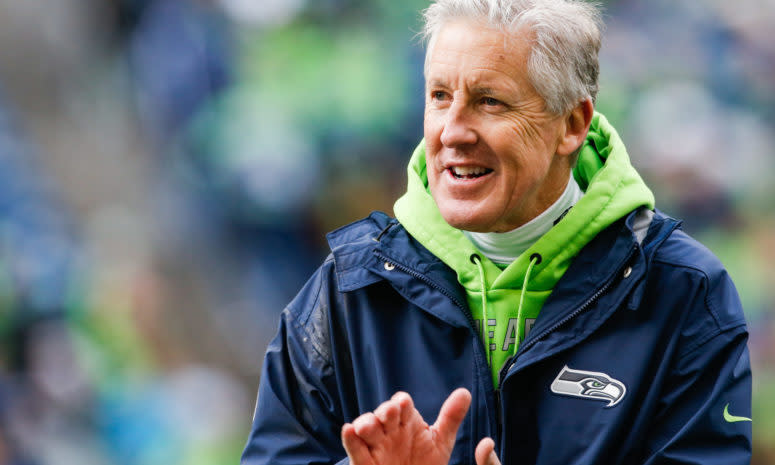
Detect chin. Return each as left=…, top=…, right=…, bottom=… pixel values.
left=439, top=209, right=493, bottom=233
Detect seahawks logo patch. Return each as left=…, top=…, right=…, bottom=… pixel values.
left=550, top=365, right=626, bottom=408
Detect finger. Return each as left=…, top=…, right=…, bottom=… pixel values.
left=352, top=412, right=386, bottom=446
left=475, top=437, right=501, bottom=465
left=374, top=399, right=401, bottom=433
left=433, top=388, right=472, bottom=445
left=342, top=423, right=375, bottom=465
left=391, top=391, right=415, bottom=426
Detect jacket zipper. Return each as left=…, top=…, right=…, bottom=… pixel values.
left=373, top=251, right=500, bottom=456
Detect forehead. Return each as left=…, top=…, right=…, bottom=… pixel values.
left=425, top=21, right=532, bottom=88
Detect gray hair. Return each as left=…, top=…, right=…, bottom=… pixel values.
left=421, top=0, right=603, bottom=115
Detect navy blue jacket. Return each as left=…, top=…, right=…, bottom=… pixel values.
left=241, top=209, right=752, bottom=464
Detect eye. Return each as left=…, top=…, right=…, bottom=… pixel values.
left=481, top=96, right=501, bottom=106
left=431, top=90, right=448, bottom=101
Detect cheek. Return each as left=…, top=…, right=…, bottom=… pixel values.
left=423, top=115, right=444, bottom=160
left=495, top=122, right=555, bottom=173
left=495, top=142, right=545, bottom=192
left=424, top=112, right=441, bottom=138
left=504, top=121, right=544, bottom=151
left=427, top=167, right=439, bottom=189
left=426, top=166, right=444, bottom=200
left=502, top=109, right=558, bottom=148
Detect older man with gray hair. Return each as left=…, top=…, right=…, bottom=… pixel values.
left=241, top=1, right=752, bottom=464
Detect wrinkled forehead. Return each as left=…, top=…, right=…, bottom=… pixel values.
left=423, top=20, right=535, bottom=93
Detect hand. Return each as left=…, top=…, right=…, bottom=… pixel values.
left=341, top=388, right=472, bottom=465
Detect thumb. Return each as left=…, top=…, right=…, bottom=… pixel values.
left=433, top=388, right=472, bottom=446
left=475, top=437, right=501, bottom=465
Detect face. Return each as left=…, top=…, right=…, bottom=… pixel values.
left=424, top=21, right=572, bottom=233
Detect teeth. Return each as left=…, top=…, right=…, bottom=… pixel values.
left=451, top=166, right=489, bottom=177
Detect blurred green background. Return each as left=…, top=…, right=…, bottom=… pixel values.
left=0, top=0, right=772, bottom=463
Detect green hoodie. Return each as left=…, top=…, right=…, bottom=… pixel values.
left=394, top=112, right=655, bottom=386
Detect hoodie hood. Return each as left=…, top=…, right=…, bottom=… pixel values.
left=394, top=112, right=654, bottom=384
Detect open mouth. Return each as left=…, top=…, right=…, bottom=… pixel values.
left=449, top=166, right=493, bottom=179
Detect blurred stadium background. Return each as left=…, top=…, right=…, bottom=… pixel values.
left=0, top=0, right=772, bottom=463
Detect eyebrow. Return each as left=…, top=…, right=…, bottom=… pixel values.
left=426, top=80, right=499, bottom=96
left=472, top=87, right=497, bottom=96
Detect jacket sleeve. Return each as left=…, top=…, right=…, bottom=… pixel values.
left=640, top=266, right=752, bottom=464
left=241, top=265, right=351, bottom=465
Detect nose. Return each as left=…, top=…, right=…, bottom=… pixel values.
left=440, top=100, right=477, bottom=147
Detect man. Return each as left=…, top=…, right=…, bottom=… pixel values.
left=241, top=1, right=752, bottom=464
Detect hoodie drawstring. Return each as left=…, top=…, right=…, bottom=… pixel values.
left=514, top=253, right=541, bottom=359
left=470, top=253, right=491, bottom=366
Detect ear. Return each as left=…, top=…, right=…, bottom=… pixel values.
left=556, top=98, right=594, bottom=157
